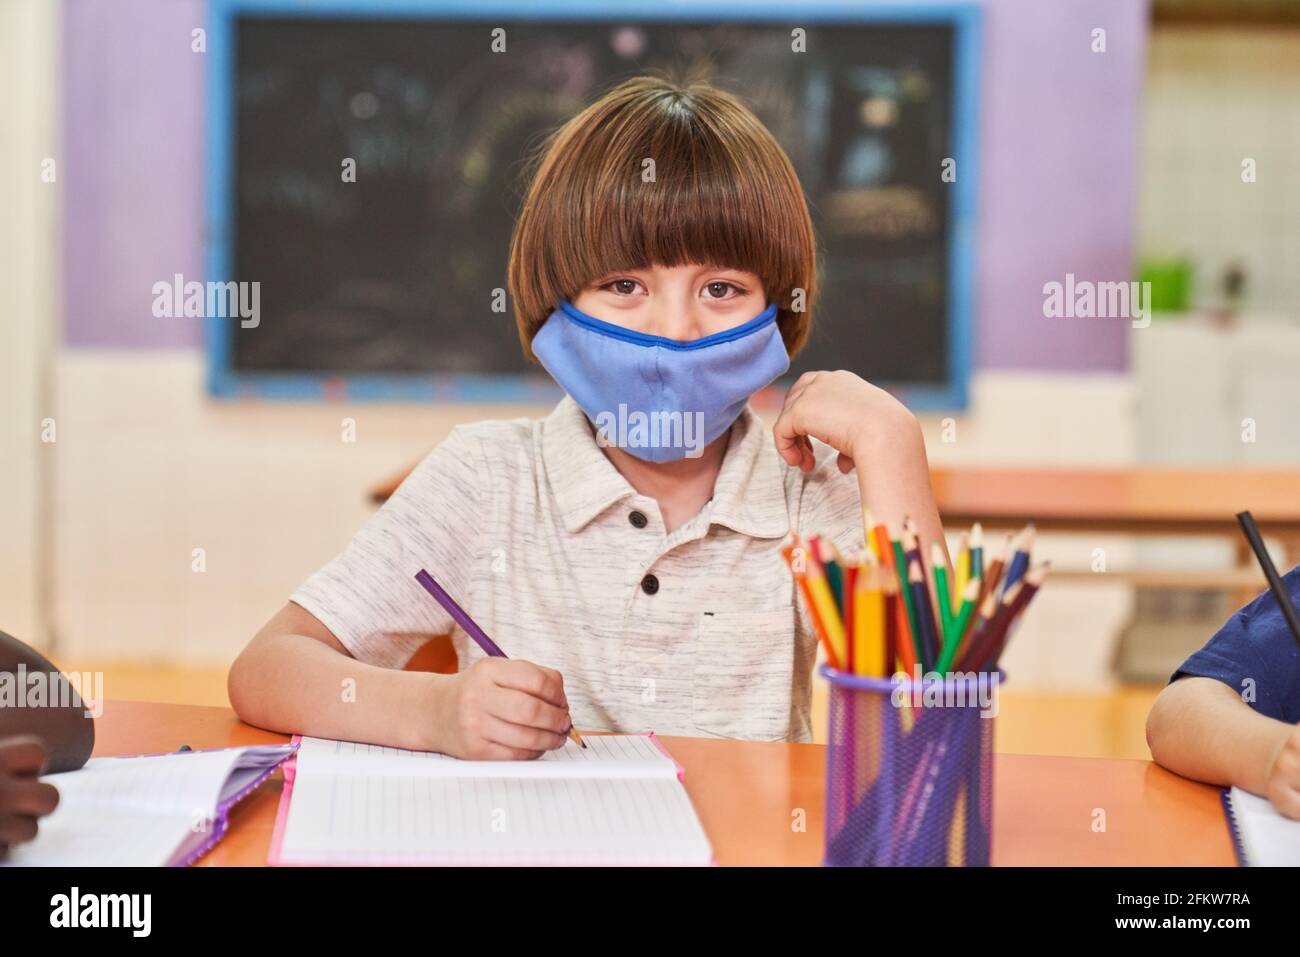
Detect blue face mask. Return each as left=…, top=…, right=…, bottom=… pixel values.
left=532, top=300, right=791, bottom=463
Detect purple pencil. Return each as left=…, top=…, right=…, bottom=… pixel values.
left=414, top=568, right=585, bottom=748
left=415, top=568, right=506, bottom=657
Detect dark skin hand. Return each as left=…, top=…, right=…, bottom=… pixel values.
left=0, top=735, right=61, bottom=859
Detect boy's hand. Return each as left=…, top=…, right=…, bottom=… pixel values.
left=773, top=370, right=920, bottom=474
left=1265, top=723, right=1300, bottom=819
left=0, top=735, right=61, bottom=858
left=435, top=658, right=572, bottom=760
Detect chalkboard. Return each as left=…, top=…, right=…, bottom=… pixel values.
left=207, top=3, right=979, bottom=407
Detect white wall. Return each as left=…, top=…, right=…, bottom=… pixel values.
left=1140, top=28, right=1300, bottom=316
left=0, top=0, right=58, bottom=648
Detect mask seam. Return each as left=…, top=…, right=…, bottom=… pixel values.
left=557, top=300, right=778, bottom=352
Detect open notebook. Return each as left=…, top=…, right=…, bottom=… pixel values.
left=271, top=733, right=714, bottom=866
left=3, top=744, right=297, bottom=867
left=1223, top=786, right=1300, bottom=866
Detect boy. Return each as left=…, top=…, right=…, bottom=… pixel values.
left=1147, top=567, right=1300, bottom=818
left=229, top=77, right=945, bottom=757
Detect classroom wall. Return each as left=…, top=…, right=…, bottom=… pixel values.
left=61, top=0, right=1145, bottom=373
left=43, top=0, right=1148, bottom=686
left=0, top=0, right=59, bottom=648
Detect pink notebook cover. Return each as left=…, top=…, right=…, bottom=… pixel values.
left=267, top=732, right=714, bottom=866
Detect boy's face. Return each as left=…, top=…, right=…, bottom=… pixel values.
left=572, top=263, right=766, bottom=342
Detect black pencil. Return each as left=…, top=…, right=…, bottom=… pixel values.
left=1235, top=510, right=1300, bottom=650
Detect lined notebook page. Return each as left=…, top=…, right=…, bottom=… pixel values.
left=1229, top=786, right=1300, bottom=866
left=3, top=748, right=259, bottom=867
left=277, top=734, right=713, bottom=865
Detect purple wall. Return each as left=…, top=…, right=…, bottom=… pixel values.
left=974, top=0, right=1144, bottom=371
left=63, top=0, right=206, bottom=349
left=62, top=0, right=1145, bottom=371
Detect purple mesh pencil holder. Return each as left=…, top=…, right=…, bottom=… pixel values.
left=821, top=664, right=1004, bottom=867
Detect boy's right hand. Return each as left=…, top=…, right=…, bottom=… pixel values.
left=1265, top=723, right=1300, bottom=819
left=435, top=658, right=572, bottom=760
left=0, top=736, right=61, bottom=859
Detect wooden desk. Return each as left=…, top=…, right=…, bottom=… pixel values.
left=931, top=466, right=1300, bottom=539
left=94, top=699, right=1235, bottom=866
left=934, top=465, right=1300, bottom=600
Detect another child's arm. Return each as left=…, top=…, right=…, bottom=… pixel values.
left=229, top=601, right=572, bottom=760
left=0, top=736, right=60, bottom=858
left=1147, top=676, right=1300, bottom=818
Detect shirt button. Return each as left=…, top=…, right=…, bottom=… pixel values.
left=640, top=574, right=660, bottom=595
left=629, top=510, right=648, bottom=529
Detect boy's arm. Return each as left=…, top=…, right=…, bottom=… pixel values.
left=229, top=602, right=572, bottom=759
left=0, top=737, right=60, bottom=857
left=772, top=369, right=945, bottom=555
left=1147, top=676, right=1300, bottom=818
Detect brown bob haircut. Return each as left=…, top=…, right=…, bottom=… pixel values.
left=508, top=75, right=818, bottom=360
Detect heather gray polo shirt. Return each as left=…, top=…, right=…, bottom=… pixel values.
left=293, top=396, right=863, bottom=742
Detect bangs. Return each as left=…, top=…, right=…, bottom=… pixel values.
left=509, top=77, right=816, bottom=359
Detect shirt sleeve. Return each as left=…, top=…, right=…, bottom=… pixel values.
left=1171, top=566, right=1300, bottom=723
left=291, top=425, right=488, bottom=669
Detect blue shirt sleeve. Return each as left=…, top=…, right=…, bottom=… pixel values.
left=1171, top=566, right=1300, bottom=723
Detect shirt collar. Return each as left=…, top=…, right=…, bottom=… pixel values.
left=541, top=396, right=790, bottom=540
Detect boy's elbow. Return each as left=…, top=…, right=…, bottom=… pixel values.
left=1146, top=676, right=1222, bottom=768
left=227, top=637, right=267, bottom=726
left=1144, top=683, right=1176, bottom=763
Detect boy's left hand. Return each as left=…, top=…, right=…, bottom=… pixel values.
left=773, top=369, right=921, bottom=473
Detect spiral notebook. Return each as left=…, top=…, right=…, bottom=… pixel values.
left=2, top=744, right=297, bottom=867
left=270, top=733, right=714, bottom=866
left=1222, top=786, right=1300, bottom=866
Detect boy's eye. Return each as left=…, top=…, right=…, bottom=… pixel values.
left=600, top=279, right=643, bottom=296
left=703, top=281, right=743, bottom=300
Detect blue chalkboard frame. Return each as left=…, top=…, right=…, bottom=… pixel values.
left=206, top=0, right=980, bottom=409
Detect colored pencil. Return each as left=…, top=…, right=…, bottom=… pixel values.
left=804, top=544, right=849, bottom=670
left=957, top=583, right=1023, bottom=673
left=843, top=556, right=859, bottom=674
left=976, top=534, right=1011, bottom=610
left=935, top=577, right=980, bottom=675
left=969, top=522, right=984, bottom=579
left=966, top=564, right=1047, bottom=672
left=908, top=559, right=939, bottom=673
left=959, top=562, right=1047, bottom=672
left=953, top=532, right=970, bottom=615
left=931, top=541, right=955, bottom=643
left=863, top=508, right=879, bottom=559
left=1236, top=511, right=1300, bottom=650
left=984, top=564, right=1047, bottom=670
left=783, top=541, right=845, bottom=671
left=999, top=525, right=1036, bottom=599
left=872, top=525, right=914, bottom=676
left=882, top=572, right=900, bottom=676
left=416, top=568, right=586, bottom=749
left=891, top=537, right=923, bottom=674
left=813, top=536, right=845, bottom=612
left=853, top=560, right=886, bottom=677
